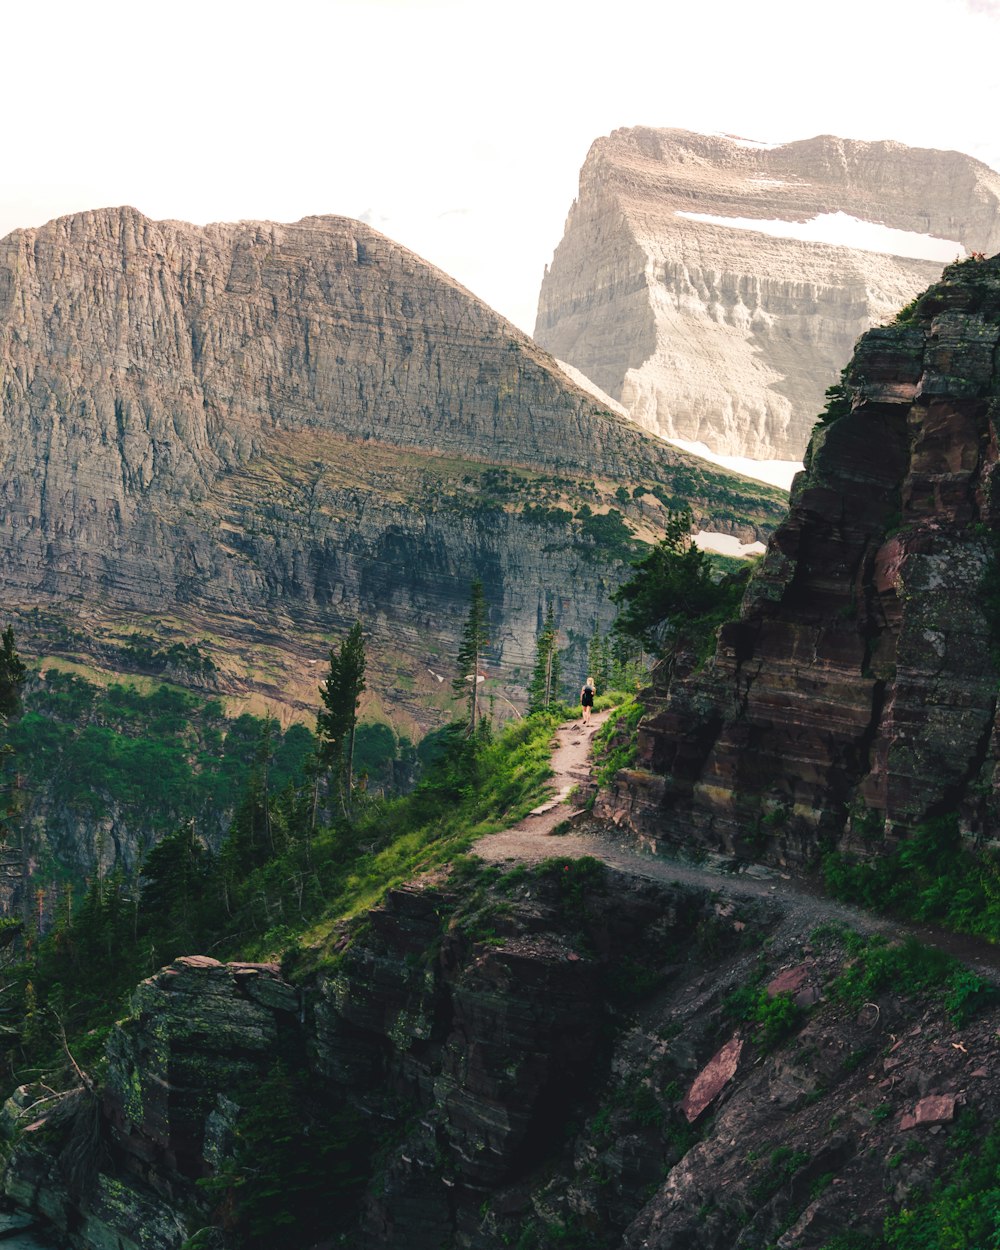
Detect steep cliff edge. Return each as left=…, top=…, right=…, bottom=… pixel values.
left=536, top=128, right=1000, bottom=460
left=0, top=206, right=784, bottom=722
left=598, top=253, right=1000, bottom=863
left=6, top=862, right=1000, bottom=1249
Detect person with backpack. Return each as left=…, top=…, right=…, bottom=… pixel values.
left=580, top=676, right=596, bottom=725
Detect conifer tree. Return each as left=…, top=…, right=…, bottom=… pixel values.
left=139, top=823, right=211, bottom=955
left=317, top=622, right=367, bottom=809
left=0, top=626, right=26, bottom=722
left=611, top=508, right=739, bottom=657
left=529, top=601, right=561, bottom=713
left=587, top=623, right=611, bottom=694
left=0, top=627, right=27, bottom=927
left=452, top=580, right=490, bottom=734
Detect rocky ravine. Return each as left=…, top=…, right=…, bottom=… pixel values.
left=0, top=206, right=784, bottom=726
left=2, top=714, right=997, bottom=1250
left=5, top=855, right=1000, bottom=1250
left=598, top=252, right=1000, bottom=864
left=535, top=128, right=1000, bottom=461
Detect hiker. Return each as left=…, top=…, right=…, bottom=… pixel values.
left=580, top=676, right=596, bottom=724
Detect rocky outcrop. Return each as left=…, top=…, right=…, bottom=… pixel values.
left=1, top=869, right=731, bottom=1249
left=0, top=206, right=785, bottom=725
left=2, top=956, right=302, bottom=1250
left=8, top=863, right=1000, bottom=1250
left=536, top=128, right=1000, bottom=460
left=597, top=253, right=1000, bottom=862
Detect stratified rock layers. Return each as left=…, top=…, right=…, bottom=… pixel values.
left=536, top=128, right=1000, bottom=460
left=598, top=255, right=1000, bottom=860
left=12, top=867, right=1000, bottom=1249
left=1, top=877, right=727, bottom=1250
left=0, top=207, right=784, bottom=717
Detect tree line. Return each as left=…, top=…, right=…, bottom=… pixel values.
left=0, top=504, right=749, bottom=1068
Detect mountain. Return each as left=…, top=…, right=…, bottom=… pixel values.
left=0, top=206, right=785, bottom=730
left=599, top=252, right=1000, bottom=861
left=5, top=242, right=1000, bottom=1250
left=535, top=128, right=1000, bottom=461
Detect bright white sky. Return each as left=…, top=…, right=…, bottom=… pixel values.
left=3, top=0, right=1000, bottom=334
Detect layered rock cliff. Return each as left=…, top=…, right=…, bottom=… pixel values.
left=598, top=253, right=1000, bottom=862
left=535, top=128, right=1000, bottom=461
left=7, top=862, right=1000, bottom=1249
left=0, top=206, right=784, bottom=726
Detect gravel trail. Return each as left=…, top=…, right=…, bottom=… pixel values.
left=473, top=712, right=1000, bottom=984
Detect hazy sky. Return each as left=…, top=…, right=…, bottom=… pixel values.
left=4, top=0, right=1000, bottom=332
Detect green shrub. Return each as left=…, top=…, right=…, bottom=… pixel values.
left=821, top=1234, right=883, bottom=1250
left=723, top=986, right=804, bottom=1050
left=748, top=1145, right=810, bottom=1203
left=592, top=697, right=643, bottom=787
left=883, top=1119, right=1000, bottom=1249
left=830, top=934, right=996, bottom=1026
left=823, top=813, right=1000, bottom=942
left=537, top=856, right=607, bottom=909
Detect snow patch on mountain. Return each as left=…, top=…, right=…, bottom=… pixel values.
left=676, top=210, right=965, bottom=263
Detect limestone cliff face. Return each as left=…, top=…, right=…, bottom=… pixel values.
left=0, top=206, right=784, bottom=723
left=598, top=253, right=1000, bottom=862
left=535, top=128, right=1000, bottom=460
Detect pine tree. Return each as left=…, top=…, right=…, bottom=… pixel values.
left=139, top=823, right=211, bottom=955
left=610, top=508, right=741, bottom=657
left=317, top=622, right=367, bottom=809
left=0, top=626, right=26, bottom=722
left=452, top=580, right=490, bottom=734
left=587, top=623, right=611, bottom=694
left=529, top=601, right=561, bottom=713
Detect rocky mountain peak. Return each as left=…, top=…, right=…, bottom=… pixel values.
left=0, top=204, right=784, bottom=726
left=536, top=127, right=1000, bottom=461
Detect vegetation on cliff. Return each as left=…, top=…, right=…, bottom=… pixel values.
left=609, top=508, right=750, bottom=660
left=823, top=812, right=1000, bottom=942
left=0, top=671, right=579, bottom=1078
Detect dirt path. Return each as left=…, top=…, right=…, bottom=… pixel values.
left=504, top=708, right=615, bottom=834
left=474, top=712, right=1000, bottom=984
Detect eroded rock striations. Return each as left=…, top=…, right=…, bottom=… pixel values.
left=536, top=128, right=1000, bottom=460
left=0, top=206, right=783, bottom=723
left=0, top=872, right=726, bottom=1248
left=8, top=865, right=1000, bottom=1250
left=598, top=253, right=1000, bottom=862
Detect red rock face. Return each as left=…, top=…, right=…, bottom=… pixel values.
left=681, top=1036, right=743, bottom=1123
left=899, top=1093, right=957, bottom=1131
left=598, top=255, right=1000, bottom=861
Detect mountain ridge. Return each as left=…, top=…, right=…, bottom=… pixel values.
left=535, top=127, right=1000, bottom=460
left=0, top=204, right=785, bottom=725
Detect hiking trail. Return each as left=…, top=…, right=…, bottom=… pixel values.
left=473, top=709, right=1000, bottom=984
